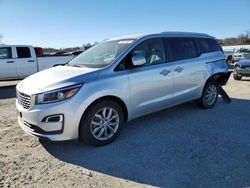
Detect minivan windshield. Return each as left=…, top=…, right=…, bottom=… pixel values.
left=235, top=48, right=250, bottom=53
left=69, top=39, right=134, bottom=68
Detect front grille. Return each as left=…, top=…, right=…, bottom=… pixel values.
left=17, top=91, right=31, bottom=109
left=241, top=66, right=250, bottom=69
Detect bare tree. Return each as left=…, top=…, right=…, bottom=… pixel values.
left=220, top=30, right=250, bottom=45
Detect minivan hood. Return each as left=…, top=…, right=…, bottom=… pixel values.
left=18, top=66, right=99, bottom=94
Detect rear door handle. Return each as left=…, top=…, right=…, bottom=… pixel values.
left=174, top=66, right=184, bottom=73
left=6, top=61, right=15, bottom=63
left=28, top=60, right=35, bottom=62
left=160, top=69, right=171, bottom=76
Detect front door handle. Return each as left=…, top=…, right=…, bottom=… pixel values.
left=160, top=69, right=171, bottom=76
left=174, top=66, right=184, bottom=73
left=28, top=60, right=35, bottom=62
left=6, top=61, right=15, bottom=63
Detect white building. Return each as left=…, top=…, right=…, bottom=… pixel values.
left=222, top=45, right=250, bottom=52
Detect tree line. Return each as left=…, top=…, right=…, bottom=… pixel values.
left=218, top=31, right=250, bottom=46
left=43, top=42, right=97, bottom=53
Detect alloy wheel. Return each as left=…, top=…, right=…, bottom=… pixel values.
left=90, top=107, right=119, bottom=141
left=205, top=84, right=217, bottom=105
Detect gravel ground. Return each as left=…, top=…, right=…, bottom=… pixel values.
left=0, top=76, right=250, bottom=187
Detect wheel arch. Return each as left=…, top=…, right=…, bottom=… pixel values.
left=206, top=71, right=232, bottom=86
left=88, top=95, right=128, bottom=121
left=198, top=71, right=231, bottom=99
left=78, top=95, right=129, bottom=138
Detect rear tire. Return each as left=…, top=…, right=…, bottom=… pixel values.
left=198, top=81, right=218, bottom=109
left=233, top=74, right=242, bottom=80
left=79, top=100, right=124, bottom=146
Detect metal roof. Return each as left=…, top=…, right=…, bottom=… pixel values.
left=108, top=31, right=213, bottom=41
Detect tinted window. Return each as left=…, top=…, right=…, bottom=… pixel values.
left=0, top=47, right=12, bottom=59
left=167, top=37, right=198, bottom=61
left=198, top=38, right=221, bottom=53
left=16, top=47, right=31, bottom=58
left=132, top=38, right=165, bottom=66
left=115, top=38, right=165, bottom=71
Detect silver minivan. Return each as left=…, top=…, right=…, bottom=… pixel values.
left=16, top=32, right=231, bottom=145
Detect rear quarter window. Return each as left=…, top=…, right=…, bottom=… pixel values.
left=198, top=38, right=221, bottom=53
left=167, top=37, right=198, bottom=61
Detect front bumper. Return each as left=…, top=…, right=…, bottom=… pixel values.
left=235, top=68, right=250, bottom=77
left=16, top=98, right=86, bottom=141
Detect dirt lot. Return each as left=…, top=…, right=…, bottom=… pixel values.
left=0, top=76, right=250, bottom=188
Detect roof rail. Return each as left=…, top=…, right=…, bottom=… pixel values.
left=161, top=31, right=211, bottom=37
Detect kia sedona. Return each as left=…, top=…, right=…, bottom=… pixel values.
left=16, top=32, right=231, bottom=146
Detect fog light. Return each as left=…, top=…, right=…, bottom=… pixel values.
left=43, top=114, right=63, bottom=122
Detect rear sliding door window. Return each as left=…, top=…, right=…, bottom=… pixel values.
left=16, top=47, right=31, bottom=58
left=167, top=37, right=198, bottom=61
left=0, top=47, right=12, bottom=59
left=198, top=38, right=221, bottom=53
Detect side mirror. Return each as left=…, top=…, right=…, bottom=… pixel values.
left=131, top=55, right=146, bottom=66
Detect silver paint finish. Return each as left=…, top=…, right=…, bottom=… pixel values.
left=16, top=32, right=229, bottom=141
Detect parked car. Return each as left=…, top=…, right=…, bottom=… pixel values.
left=233, top=48, right=250, bottom=62
left=0, top=45, right=74, bottom=80
left=233, top=54, right=250, bottom=80
left=16, top=32, right=231, bottom=146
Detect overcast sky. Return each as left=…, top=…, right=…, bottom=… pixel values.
left=0, top=0, right=249, bottom=48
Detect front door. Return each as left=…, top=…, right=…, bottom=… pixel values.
left=15, top=46, right=37, bottom=78
left=0, top=46, right=17, bottom=80
left=126, top=38, right=173, bottom=118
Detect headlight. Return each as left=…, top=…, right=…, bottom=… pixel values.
left=235, top=65, right=240, bottom=69
left=35, top=84, right=82, bottom=104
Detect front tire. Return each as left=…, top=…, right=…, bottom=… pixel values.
left=233, top=74, right=242, bottom=80
left=79, top=100, right=124, bottom=146
left=198, top=81, right=218, bottom=109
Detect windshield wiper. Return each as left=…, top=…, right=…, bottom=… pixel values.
left=70, top=63, right=86, bottom=68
